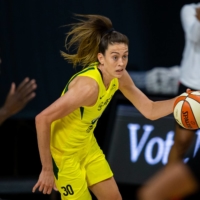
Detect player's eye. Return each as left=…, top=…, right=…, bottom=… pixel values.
left=113, top=56, right=118, bottom=60
left=123, top=55, right=128, bottom=59
left=124, top=53, right=129, bottom=58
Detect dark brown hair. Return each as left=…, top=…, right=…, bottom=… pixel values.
left=61, top=14, right=129, bottom=68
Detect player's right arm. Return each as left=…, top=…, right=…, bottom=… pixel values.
left=32, top=76, right=98, bottom=194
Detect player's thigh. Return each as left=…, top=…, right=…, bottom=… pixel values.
left=174, top=123, right=195, bottom=145
left=86, top=140, right=114, bottom=186
left=55, top=175, right=92, bottom=200
left=86, top=143, right=121, bottom=199
left=54, top=156, right=92, bottom=200
left=89, top=177, right=122, bottom=200
left=138, top=162, right=198, bottom=200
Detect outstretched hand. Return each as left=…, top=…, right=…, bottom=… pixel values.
left=3, top=77, right=37, bottom=116
left=0, top=77, right=37, bottom=125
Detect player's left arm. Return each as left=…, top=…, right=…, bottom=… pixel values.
left=118, top=70, right=177, bottom=120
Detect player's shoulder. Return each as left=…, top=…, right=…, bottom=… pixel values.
left=69, top=75, right=99, bottom=95
left=118, top=69, right=132, bottom=83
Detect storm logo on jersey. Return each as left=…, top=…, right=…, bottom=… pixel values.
left=86, top=117, right=100, bottom=133
left=98, top=95, right=113, bottom=111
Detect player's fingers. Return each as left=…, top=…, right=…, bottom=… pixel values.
left=41, top=185, right=47, bottom=194
left=38, top=183, right=45, bottom=192
left=22, top=81, right=37, bottom=99
left=16, top=83, right=37, bottom=104
left=32, top=181, right=40, bottom=193
left=16, top=77, right=30, bottom=91
left=39, top=183, right=52, bottom=194
left=47, top=185, right=53, bottom=194
left=54, top=184, right=58, bottom=191
left=7, top=83, right=16, bottom=96
left=17, top=78, right=37, bottom=97
left=19, top=92, right=36, bottom=106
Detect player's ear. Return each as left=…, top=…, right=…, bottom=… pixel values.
left=97, top=53, right=104, bottom=65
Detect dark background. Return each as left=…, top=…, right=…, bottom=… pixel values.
left=1, top=0, right=195, bottom=117
left=0, top=0, right=200, bottom=199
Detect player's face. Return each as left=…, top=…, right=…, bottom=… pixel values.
left=100, top=43, right=128, bottom=78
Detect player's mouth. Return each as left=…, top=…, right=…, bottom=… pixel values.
left=116, top=69, right=123, bottom=73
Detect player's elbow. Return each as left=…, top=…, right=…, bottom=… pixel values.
left=35, top=113, right=43, bottom=126
left=143, top=112, right=159, bottom=121
left=35, top=112, right=51, bottom=126
left=142, top=103, right=161, bottom=121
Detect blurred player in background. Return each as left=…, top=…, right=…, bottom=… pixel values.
left=138, top=3, right=200, bottom=200
left=168, top=2, right=200, bottom=164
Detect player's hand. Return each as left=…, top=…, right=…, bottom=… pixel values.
left=196, top=7, right=200, bottom=21
left=186, top=88, right=192, bottom=93
left=32, top=169, right=55, bottom=194
left=3, top=77, right=37, bottom=117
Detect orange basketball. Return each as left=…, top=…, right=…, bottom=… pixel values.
left=173, top=91, right=200, bottom=130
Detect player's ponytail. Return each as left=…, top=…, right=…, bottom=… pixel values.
left=61, top=14, right=129, bottom=68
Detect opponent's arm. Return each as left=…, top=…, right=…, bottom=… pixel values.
left=0, top=78, right=37, bottom=125
left=181, top=4, right=200, bottom=43
left=119, top=70, right=177, bottom=120
left=196, top=7, right=200, bottom=21
left=32, top=76, right=98, bottom=194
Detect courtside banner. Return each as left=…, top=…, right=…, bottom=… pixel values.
left=106, top=104, right=200, bottom=184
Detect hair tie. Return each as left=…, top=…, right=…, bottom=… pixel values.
left=103, top=28, right=115, bottom=35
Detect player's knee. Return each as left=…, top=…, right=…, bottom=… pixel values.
left=137, top=186, right=157, bottom=200
left=173, top=135, right=193, bottom=151
left=137, top=187, right=150, bottom=200
left=174, top=139, right=192, bottom=152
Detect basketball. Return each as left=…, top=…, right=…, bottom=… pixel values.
left=173, top=91, right=200, bottom=130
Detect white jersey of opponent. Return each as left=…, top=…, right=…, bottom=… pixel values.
left=179, top=3, right=200, bottom=90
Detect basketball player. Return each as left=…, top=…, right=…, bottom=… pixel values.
left=32, top=14, right=184, bottom=200
left=168, top=3, right=200, bottom=163
left=137, top=148, right=200, bottom=200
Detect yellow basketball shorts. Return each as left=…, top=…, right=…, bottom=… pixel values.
left=52, top=142, right=113, bottom=200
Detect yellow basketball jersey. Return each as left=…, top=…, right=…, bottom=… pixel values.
left=50, top=62, right=119, bottom=156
